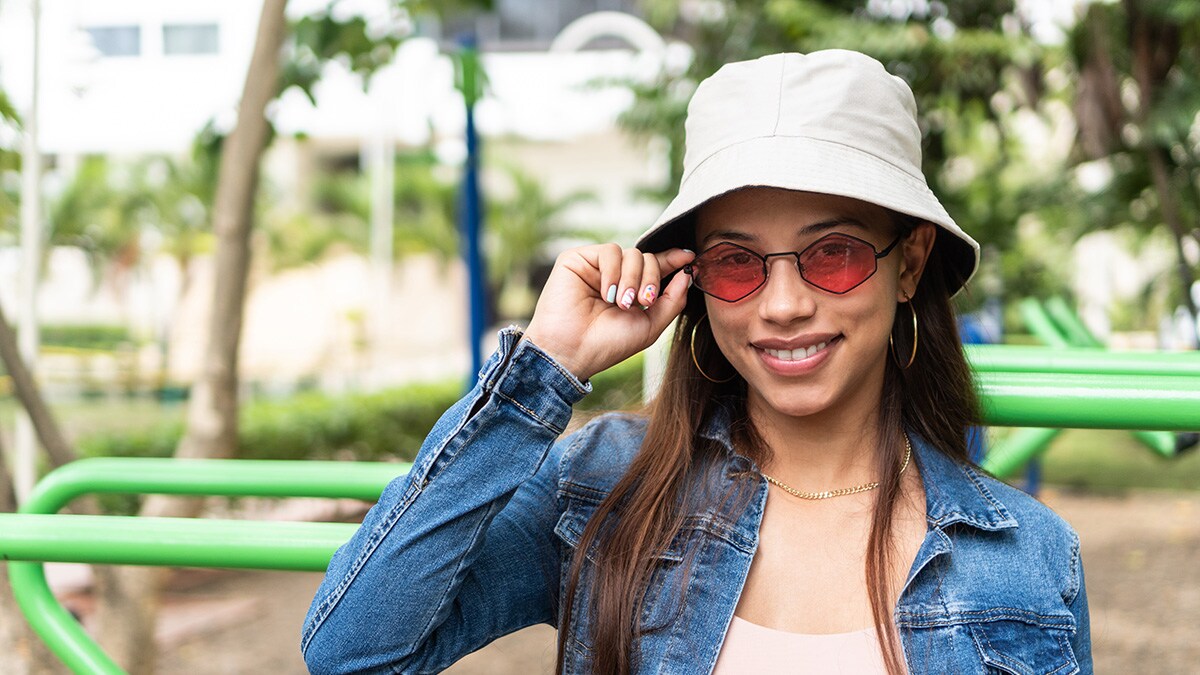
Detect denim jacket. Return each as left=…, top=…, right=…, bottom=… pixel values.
left=303, top=329, right=1092, bottom=674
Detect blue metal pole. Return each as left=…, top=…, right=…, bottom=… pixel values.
left=458, top=34, right=487, bottom=382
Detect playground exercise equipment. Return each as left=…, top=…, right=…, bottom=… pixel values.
left=1, top=314, right=1198, bottom=672
left=979, top=298, right=1188, bottom=479
left=2, top=459, right=409, bottom=675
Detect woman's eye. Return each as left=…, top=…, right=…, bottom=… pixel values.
left=815, top=243, right=851, bottom=258
left=718, top=252, right=756, bottom=266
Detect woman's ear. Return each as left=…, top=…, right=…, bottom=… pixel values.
left=898, top=222, right=936, bottom=299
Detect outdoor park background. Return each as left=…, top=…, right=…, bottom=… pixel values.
left=0, top=0, right=1198, bottom=673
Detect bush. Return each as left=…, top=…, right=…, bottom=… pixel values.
left=39, top=324, right=134, bottom=350
left=76, top=354, right=646, bottom=464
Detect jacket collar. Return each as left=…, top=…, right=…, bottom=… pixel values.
left=911, top=434, right=1018, bottom=532
left=699, top=403, right=1018, bottom=532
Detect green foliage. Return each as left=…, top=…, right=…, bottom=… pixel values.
left=1065, top=1, right=1200, bottom=313
left=282, top=10, right=404, bottom=102
left=486, top=165, right=601, bottom=319
left=262, top=152, right=458, bottom=269
left=39, top=324, right=133, bottom=350
left=47, top=156, right=152, bottom=284
left=0, top=89, right=18, bottom=125
left=75, top=353, right=645, bottom=481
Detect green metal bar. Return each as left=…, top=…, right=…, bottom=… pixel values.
left=979, top=371, right=1200, bottom=430
left=980, top=427, right=1063, bottom=478
left=6, top=459, right=410, bottom=675
left=1044, top=296, right=1106, bottom=348
left=1018, top=298, right=1071, bottom=348
left=0, top=515, right=355, bottom=570
left=22, top=457, right=409, bottom=515
left=1132, top=430, right=1178, bottom=458
left=966, top=344, right=1200, bottom=377
left=8, top=563, right=120, bottom=675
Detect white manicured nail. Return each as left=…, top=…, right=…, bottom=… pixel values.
left=606, top=284, right=618, bottom=303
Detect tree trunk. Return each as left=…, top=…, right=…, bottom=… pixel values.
left=0, top=301, right=76, bottom=469
left=1125, top=1, right=1197, bottom=317
left=90, top=1, right=291, bottom=672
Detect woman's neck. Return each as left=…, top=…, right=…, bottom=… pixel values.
left=748, top=391, right=886, bottom=492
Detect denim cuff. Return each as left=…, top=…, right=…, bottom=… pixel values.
left=480, top=327, right=592, bottom=434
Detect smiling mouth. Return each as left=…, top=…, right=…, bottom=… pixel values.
left=761, top=339, right=838, bottom=361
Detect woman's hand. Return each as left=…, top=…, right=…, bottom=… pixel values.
left=524, top=244, right=695, bottom=381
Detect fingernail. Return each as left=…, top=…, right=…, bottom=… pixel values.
left=606, top=284, right=618, bottom=303
left=683, top=249, right=694, bottom=255
left=642, top=285, right=657, bottom=304
left=620, top=288, right=636, bottom=309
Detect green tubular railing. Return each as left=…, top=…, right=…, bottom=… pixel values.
left=979, top=298, right=1197, bottom=476
left=0, top=458, right=410, bottom=675
left=966, top=344, right=1200, bottom=378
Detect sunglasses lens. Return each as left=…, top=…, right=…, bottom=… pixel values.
left=799, top=234, right=879, bottom=293
left=693, top=243, right=764, bottom=301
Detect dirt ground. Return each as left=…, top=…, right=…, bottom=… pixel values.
left=147, top=487, right=1199, bottom=674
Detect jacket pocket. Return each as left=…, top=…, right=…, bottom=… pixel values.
left=554, top=499, right=691, bottom=635
left=969, top=619, right=1079, bottom=675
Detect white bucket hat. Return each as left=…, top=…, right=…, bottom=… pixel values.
left=636, top=49, right=979, bottom=295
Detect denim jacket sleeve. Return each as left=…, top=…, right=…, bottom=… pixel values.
left=301, top=329, right=590, bottom=674
left=1068, top=533, right=1094, bottom=674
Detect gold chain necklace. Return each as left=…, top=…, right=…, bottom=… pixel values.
left=761, top=434, right=912, bottom=500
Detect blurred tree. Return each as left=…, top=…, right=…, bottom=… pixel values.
left=89, top=2, right=489, bottom=671
left=1068, top=0, right=1200, bottom=316
left=0, top=90, right=18, bottom=240
left=486, top=165, right=599, bottom=319
left=47, top=157, right=148, bottom=289
left=263, top=152, right=459, bottom=269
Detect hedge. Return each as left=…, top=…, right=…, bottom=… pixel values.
left=76, top=353, right=646, bottom=465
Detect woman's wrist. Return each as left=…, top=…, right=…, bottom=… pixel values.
left=521, top=329, right=595, bottom=382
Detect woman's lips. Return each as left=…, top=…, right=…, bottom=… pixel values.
left=755, top=336, right=841, bottom=375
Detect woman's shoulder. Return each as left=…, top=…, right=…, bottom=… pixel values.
left=971, top=468, right=1080, bottom=550
left=552, top=411, right=650, bottom=494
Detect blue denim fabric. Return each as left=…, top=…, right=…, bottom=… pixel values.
left=302, top=329, right=1092, bottom=674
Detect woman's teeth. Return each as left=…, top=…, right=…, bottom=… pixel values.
left=764, top=342, right=828, bottom=361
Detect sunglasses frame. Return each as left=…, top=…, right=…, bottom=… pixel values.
left=684, top=232, right=904, bottom=302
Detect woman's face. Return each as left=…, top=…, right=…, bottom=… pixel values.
left=694, top=187, right=934, bottom=425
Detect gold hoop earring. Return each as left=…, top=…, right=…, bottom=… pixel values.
left=690, top=314, right=736, bottom=383
left=889, top=295, right=918, bottom=370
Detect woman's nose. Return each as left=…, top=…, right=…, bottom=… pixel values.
left=757, top=256, right=816, bottom=324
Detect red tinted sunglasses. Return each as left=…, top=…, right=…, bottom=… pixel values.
left=684, top=232, right=903, bottom=302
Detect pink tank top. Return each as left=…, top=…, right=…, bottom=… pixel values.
left=712, top=615, right=891, bottom=674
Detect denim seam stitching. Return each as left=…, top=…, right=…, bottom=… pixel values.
left=971, top=620, right=1076, bottom=674
left=525, top=341, right=591, bottom=396
left=897, top=609, right=1074, bottom=629
left=494, top=388, right=565, bottom=434
left=300, top=389, right=489, bottom=655
left=1063, top=533, right=1082, bottom=606
left=300, top=476, right=424, bottom=654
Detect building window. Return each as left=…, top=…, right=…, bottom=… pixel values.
left=163, top=23, right=220, bottom=56
left=85, top=25, right=141, bottom=57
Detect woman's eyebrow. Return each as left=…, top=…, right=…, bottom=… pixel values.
left=700, top=229, right=757, bottom=246
left=799, top=217, right=868, bottom=235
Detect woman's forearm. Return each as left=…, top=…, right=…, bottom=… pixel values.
left=301, top=329, right=589, bottom=674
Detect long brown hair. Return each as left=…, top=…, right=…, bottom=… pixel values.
left=556, top=215, right=979, bottom=674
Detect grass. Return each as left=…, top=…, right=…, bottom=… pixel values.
left=997, top=428, right=1200, bottom=493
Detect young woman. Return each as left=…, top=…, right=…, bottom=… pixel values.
left=302, top=50, right=1092, bottom=675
